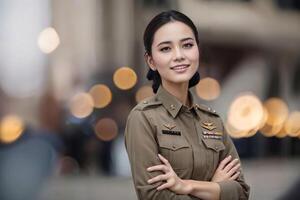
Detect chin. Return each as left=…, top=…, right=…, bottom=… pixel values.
left=172, top=73, right=194, bottom=82
left=169, top=77, right=192, bottom=84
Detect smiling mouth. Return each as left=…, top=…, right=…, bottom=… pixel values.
left=170, top=64, right=190, bottom=71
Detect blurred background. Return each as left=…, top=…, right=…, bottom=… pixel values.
left=0, top=0, right=300, bottom=199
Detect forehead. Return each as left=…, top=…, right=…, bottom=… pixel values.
left=152, top=21, right=195, bottom=45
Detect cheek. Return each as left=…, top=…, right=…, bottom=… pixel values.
left=189, top=48, right=200, bottom=62
left=152, top=53, right=171, bottom=68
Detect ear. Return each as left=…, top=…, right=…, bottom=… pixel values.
left=144, top=52, right=156, bottom=71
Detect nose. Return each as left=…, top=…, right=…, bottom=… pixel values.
left=173, top=46, right=185, bottom=61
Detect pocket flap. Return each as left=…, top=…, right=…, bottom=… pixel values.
left=158, top=136, right=190, bottom=151
left=202, top=139, right=225, bottom=152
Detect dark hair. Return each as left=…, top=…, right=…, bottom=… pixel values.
left=144, top=10, right=200, bottom=93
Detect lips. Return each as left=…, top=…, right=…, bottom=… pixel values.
left=170, top=64, right=190, bottom=72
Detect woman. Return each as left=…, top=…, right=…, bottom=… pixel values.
left=125, top=10, right=250, bottom=200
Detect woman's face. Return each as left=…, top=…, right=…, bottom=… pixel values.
left=147, top=21, right=199, bottom=87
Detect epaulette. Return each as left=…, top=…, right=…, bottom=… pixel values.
left=134, top=96, right=162, bottom=111
left=195, top=103, right=219, bottom=116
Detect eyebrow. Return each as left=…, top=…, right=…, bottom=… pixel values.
left=156, top=37, right=194, bottom=47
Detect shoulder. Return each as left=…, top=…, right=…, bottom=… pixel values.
left=131, top=96, right=162, bottom=112
left=195, top=103, right=220, bottom=117
left=126, top=96, right=162, bottom=121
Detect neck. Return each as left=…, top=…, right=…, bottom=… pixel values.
left=161, top=81, right=189, bottom=106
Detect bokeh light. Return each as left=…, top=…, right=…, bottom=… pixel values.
left=0, top=115, right=24, bottom=144
left=260, top=123, right=283, bottom=137
left=276, top=127, right=288, bottom=138
left=37, top=27, right=60, bottom=54
left=227, top=93, right=263, bottom=137
left=263, top=98, right=289, bottom=126
left=225, top=121, right=245, bottom=138
left=260, top=98, right=289, bottom=136
left=196, top=77, right=221, bottom=101
left=89, top=84, right=112, bottom=108
left=284, top=111, right=300, bottom=137
left=135, top=85, right=154, bottom=103
left=94, top=118, right=118, bottom=141
left=69, top=92, right=94, bottom=118
left=113, top=67, right=137, bottom=90
left=258, top=107, right=269, bottom=129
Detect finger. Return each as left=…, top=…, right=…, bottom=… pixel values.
left=158, top=154, right=171, bottom=167
left=157, top=182, right=172, bottom=191
left=147, top=165, right=168, bottom=172
left=147, top=174, right=168, bottom=184
left=227, top=163, right=241, bottom=177
left=229, top=171, right=240, bottom=180
left=224, top=158, right=239, bottom=172
left=218, top=155, right=232, bottom=170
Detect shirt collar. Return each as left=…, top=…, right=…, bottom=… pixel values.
left=155, top=85, right=196, bottom=118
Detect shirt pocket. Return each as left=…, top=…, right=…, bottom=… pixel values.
left=157, top=135, right=193, bottom=171
left=202, top=139, right=225, bottom=153
left=201, top=138, right=225, bottom=176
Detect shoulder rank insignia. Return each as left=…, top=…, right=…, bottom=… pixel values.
left=201, top=121, right=216, bottom=131
left=195, top=104, right=218, bottom=116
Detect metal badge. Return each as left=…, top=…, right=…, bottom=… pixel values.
left=163, top=123, right=176, bottom=130
left=201, top=121, right=216, bottom=131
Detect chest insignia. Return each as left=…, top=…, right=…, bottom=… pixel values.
left=201, top=121, right=217, bottom=131
left=202, top=130, right=223, bottom=140
left=203, top=135, right=222, bottom=140
left=163, top=123, right=176, bottom=130
left=162, top=130, right=181, bottom=136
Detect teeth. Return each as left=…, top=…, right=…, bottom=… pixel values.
left=172, top=65, right=188, bottom=70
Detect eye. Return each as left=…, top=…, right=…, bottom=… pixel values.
left=183, top=43, right=194, bottom=49
left=160, top=46, right=171, bottom=52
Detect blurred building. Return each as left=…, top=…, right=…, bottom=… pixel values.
left=0, top=0, right=300, bottom=178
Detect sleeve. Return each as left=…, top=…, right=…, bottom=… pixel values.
left=124, top=109, right=198, bottom=200
left=217, top=123, right=250, bottom=200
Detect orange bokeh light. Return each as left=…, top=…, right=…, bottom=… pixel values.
left=113, top=67, right=137, bottom=90
left=0, top=115, right=24, bottom=144
left=69, top=92, right=94, bottom=118
left=94, top=118, right=118, bottom=141
left=89, top=84, right=112, bottom=108
left=196, top=77, right=221, bottom=101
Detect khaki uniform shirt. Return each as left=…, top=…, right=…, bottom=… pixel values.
left=125, top=86, right=250, bottom=200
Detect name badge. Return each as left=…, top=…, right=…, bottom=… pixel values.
left=162, top=130, right=181, bottom=136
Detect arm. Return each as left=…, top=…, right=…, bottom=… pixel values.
left=124, top=110, right=198, bottom=200
left=216, top=124, right=250, bottom=200
left=147, top=154, right=220, bottom=200
left=185, top=155, right=242, bottom=200
left=147, top=154, right=241, bottom=200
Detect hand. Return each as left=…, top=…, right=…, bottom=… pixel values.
left=211, top=155, right=241, bottom=183
left=147, top=154, right=191, bottom=194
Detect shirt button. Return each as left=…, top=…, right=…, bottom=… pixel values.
left=170, top=104, right=175, bottom=110
left=215, top=145, right=219, bottom=150
left=143, top=100, right=148, bottom=104
left=172, top=145, right=176, bottom=149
